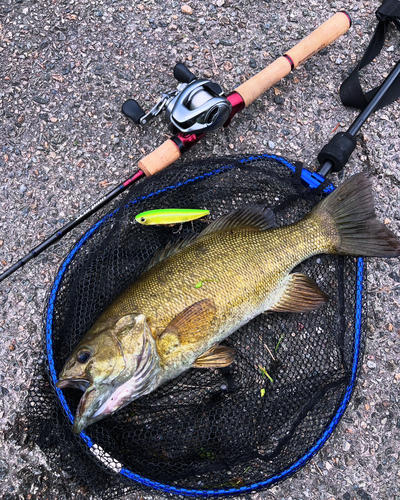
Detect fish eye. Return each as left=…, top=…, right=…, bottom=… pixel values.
left=140, top=217, right=146, bottom=222
left=77, top=349, right=91, bottom=364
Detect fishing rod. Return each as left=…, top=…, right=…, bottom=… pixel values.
left=0, top=11, right=351, bottom=284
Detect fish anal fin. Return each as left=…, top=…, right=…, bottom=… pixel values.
left=159, top=299, right=216, bottom=343
left=268, top=273, right=329, bottom=313
left=193, top=344, right=236, bottom=368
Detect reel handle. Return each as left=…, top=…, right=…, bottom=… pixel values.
left=174, top=63, right=197, bottom=83
left=121, top=99, right=146, bottom=124
left=235, top=11, right=351, bottom=106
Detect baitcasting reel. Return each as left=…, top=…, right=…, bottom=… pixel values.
left=122, top=63, right=232, bottom=134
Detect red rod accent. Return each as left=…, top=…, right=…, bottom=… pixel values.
left=175, top=132, right=206, bottom=151
left=123, top=169, right=145, bottom=187
left=341, top=11, right=352, bottom=28
left=284, top=54, right=295, bottom=70
left=224, top=92, right=246, bottom=128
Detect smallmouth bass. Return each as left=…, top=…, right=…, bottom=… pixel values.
left=56, top=174, right=400, bottom=434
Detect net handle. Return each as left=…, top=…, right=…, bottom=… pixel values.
left=138, top=12, right=351, bottom=177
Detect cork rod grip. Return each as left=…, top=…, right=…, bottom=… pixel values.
left=235, top=11, right=351, bottom=107
left=138, top=139, right=181, bottom=177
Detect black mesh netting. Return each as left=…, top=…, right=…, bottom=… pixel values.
left=26, top=154, right=366, bottom=498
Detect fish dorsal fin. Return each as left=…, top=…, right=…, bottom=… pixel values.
left=147, top=234, right=198, bottom=270
left=267, top=273, right=329, bottom=313
left=193, top=344, right=236, bottom=368
left=197, top=205, right=275, bottom=239
left=159, top=298, right=216, bottom=343
left=147, top=206, right=274, bottom=270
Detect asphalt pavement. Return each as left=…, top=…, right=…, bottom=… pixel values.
left=0, top=0, right=399, bottom=499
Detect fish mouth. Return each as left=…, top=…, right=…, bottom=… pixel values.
left=56, top=378, right=90, bottom=392
left=56, top=379, right=119, bottom=435
left=55, top=378, right=102, bottom=434
left=72, top=385, right=102, bottom=434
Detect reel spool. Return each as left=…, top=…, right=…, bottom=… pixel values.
left=121, top=63, right=232, bottom=134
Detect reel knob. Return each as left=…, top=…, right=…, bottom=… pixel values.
left=174, top=63, right=197, bottom=84
left=121, top=100, right=146, bottom=124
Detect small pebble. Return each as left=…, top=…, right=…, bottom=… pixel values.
left=224, top=61, right=233, bottom=71
left=33, top=96, right=48, bottom=104
left=367, top=361, right=376, bottom=369
left=268, top=141, right=275, bottom=150
left=249, top=58, right=257, bottom=69
left=0, top=460, right=9, bottom=481
left=181, top=4, right=193, bottom=15
left=219, top=40, right=233, bottom=47
left=0, top=387, right=10, bottom=396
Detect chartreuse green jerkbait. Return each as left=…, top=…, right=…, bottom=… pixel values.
left=135, top=208, right=209, bottom=225
left=56, top=174, right=400, bottom=434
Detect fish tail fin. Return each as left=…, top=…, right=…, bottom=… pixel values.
left=312, top=174, right=400, bottom=257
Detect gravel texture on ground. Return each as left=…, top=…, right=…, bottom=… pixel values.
left=0, top=0, right=399, bottom=499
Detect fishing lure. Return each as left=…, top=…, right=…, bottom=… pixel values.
left=135, top=208, right=209, bottom=226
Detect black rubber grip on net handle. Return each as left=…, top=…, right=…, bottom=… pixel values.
left=317, top=132, right=357, bottom=174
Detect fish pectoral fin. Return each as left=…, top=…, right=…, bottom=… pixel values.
left=193, top=344, right=236, bottom=368
left=159, top=298, right=217, bottom=343
left=268, top=273, right=329, bottom=313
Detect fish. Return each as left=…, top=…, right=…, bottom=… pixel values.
left=56, top=174, right=400, bottom=434
left=135, top=208, right=209, bottom=225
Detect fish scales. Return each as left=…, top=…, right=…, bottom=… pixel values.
left=56, top=174, right=400, bottom=434
left=91, top=215, right=338, bottom=377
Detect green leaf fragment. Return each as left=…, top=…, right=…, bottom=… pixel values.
left=260, top=388, right=265, bottom=397
left=259, top=365, right=273, bottom=383
left=195, top=279, right=216, bottom=288
left=275, top=333, right=284, bottom=353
